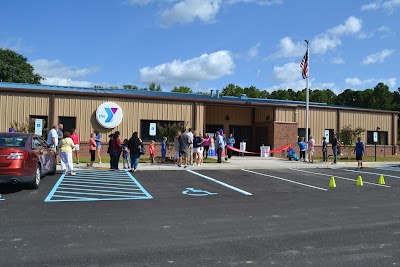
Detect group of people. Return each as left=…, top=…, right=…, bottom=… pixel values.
left=46, top=125, right=103, bottom=175
left=106, top=131, right=143, bottom=172
left=298, top=133, right=365, bottom=169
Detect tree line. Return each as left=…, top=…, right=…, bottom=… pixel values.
left=1, top=48, right=399, bottom=112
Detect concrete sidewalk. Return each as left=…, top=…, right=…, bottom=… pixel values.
left=59, top=156, right=399, bottom=171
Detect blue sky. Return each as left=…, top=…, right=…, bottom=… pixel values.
left=1, top=0, right=399, bottom=94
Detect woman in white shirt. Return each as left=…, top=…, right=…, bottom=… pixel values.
left=59, top=131, right=76, bottom=175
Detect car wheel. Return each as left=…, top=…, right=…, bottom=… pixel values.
left=49, top=157, right=57, bottom=175
left=29, top=165, right=41, bottom=189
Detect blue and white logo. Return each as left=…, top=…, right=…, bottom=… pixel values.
left=96, top=102, right=123, bottom=129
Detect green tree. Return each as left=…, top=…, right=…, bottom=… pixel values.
left=221, top=84, right=243, bottom=97
left=123, top=84, right=138, bottom=90
left=337, top=125, right=365, bottom=159
left=157, top=122, right=187, bottom=158
left=244, top=86, right=261, bottom=98
left=171, top=86, right=193, bottom=93
left=0, top=49, right=43, bottom=84
left=148, top=82, right=162, bottom=91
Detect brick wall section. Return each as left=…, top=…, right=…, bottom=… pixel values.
left=271, top=122, right=298, bottom=158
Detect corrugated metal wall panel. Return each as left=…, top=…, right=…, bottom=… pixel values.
left=275, top=107, right=295, bottom=122
left=340, top=110, right=392, bottom=143
left=255, top=108, right=274, bottom=123
left=206, top=106, right=251, bottom=125
left=0, top=92, right=49, bottom=131
left=55, top=96, right=193, bottom=143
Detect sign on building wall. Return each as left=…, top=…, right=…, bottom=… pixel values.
left=96, top=102, right=123, bottom=129
left=149, top=123, right=156, bottom=136
left=34, top=119, right=43, bottom=135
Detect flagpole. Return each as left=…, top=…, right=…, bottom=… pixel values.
left=305, top=40, right=309, bottom=160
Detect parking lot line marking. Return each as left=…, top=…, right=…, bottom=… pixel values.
left=244, top=169, right=328, bottom=191
left=186, top=170, right=253, bottom=196
left=343, top=168, right=400, bottom=179
left=58, top=183, right=141, bottom=191
left=45, top=171, right=153, bottom=202
left=292, top=169, right=391, bottom=188
left=375, top=166, right=400, bottom=172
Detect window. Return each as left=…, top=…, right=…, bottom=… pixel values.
left=59, top=117, right=76, bottom=133
left=205, top=124, right=224, bottom=135
left=324, top=129, right=335, bottom=144
left=298, top=128, right=311, bottom=140
left=140, top=120, right=184, bottom=141
left=30, top=115, right=48, bottom=135
left=367, top=131, right=388, bottom=145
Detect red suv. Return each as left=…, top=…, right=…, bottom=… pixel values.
left=0, top=132, right=57, bottom=189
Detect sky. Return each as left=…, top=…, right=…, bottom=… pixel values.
left=1, top=0, right=399, bottom=95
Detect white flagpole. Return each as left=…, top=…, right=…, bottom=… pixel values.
left=305, top=40, right=309, bottom=161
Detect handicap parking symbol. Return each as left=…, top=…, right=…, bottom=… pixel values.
left=182, top=188, right=218, bottom=197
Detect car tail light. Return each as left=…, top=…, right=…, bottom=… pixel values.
left=7, top=152, right=27, bottom=160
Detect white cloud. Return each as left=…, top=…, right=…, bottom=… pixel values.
left=41, top=77, right=93, bottom=88
left=31, top=59, right=100, bottom=78
left=268, top=37, right=304, bottom=59
left=311, top=34, right=342, bottom=54
left=247, top=42, right=261, bottom=60
left=139, top=50, right=235, bottom=84
left=160, top=0, right=222, bottom=27
left=345, top=77, right=397, bottom=89
left=330, top=57, right=345, bottom=64
left=271, top=62, right=301, bottom=82
left=30, top=59, right=100, bottom=87
left=226, top=0, right=283, bottom=6
left=361, top=0, right=400, bottom=14
left=327, top=16, right=363, bottom=36
left=361, top=2, right=380, bottom=11
left=361, top=49, right=394, bottom=65
left=0, top=38, right=33, bottom=54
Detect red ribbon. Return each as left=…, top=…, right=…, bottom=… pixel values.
left=226, top=144, right=291, bottom=155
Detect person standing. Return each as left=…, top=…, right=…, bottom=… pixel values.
left=227, top=133, right=235, bottom=159
left=215, top=131, right=225, bottom=163
left=187, top=128, right=194, bottom=165
left=111, top=131, right=122, bottom=170
left=194, top=132, right=204, bottom=166
left=57, top=124, right=63, bottom=164
left=178, top=128, right=189, bottom=168
left=174, top=131, right=181, bottom=165
left=332, top=134, right=339, bottom=164
left=128, top=132, right=142, bottom=172
left=59, top=131, right=76, bottom=175
left=298, top=137, right=306, bottom=162
left=149, top=140, right=156, bottom=164
left=161, top=136, right=167, bottom=163
left=47, top=125, right=59, bottom=153
left=88, top=133, right=96, bottom=168
left=354, top=137, right=365, bottom=170
left=122, top=139, right=129, bottom=169
left=94, top=129, right=102, bottom=164
left=107, top=134, right=114, bottom=169
left=322, top=137, right=328, bottom=162
left=307, top=135, right=315, bottom=163
left=70, top=128, right=80, bottom=164
left=202, top=133, right=211, bottom=159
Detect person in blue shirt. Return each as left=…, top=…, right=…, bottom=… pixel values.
left=354, top=136, right=365, bottom=170
left=298, top=137, right=306, bottom=162
left=94, top=129, right=102, bottom=164
left=161, top=136, right=167, bottom=163
left=332, top=134, right=339, bottom=164
left=227, top=133, right=235, bottom=158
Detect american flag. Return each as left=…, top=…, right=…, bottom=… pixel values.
left=300, top=49, right=308, bottom=79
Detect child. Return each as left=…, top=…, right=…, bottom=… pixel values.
left=161, top=136, right=167, bottom=163
left=122, top=139, right=129, bottom=169
left=149, top=140, right=155, bottom=164
left=88, top=133, right=96, bottom=168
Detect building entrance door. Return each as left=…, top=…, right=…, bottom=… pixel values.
left=229, top=126, right=252, bottom=152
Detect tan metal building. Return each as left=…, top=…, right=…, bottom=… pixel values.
left=0, top=82, right=398, bottom=158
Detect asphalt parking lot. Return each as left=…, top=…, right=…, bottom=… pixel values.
left=1, top=166, right=400, bottom=266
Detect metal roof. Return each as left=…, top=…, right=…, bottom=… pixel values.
left=0, top=82, right=397, bottom=113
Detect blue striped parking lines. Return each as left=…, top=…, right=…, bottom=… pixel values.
left=45, top=170, right=152, bottom=202
left=375, top=166, right=400, bottom=172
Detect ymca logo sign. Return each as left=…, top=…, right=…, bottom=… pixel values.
left=96, top=102, right=123, bottom=129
